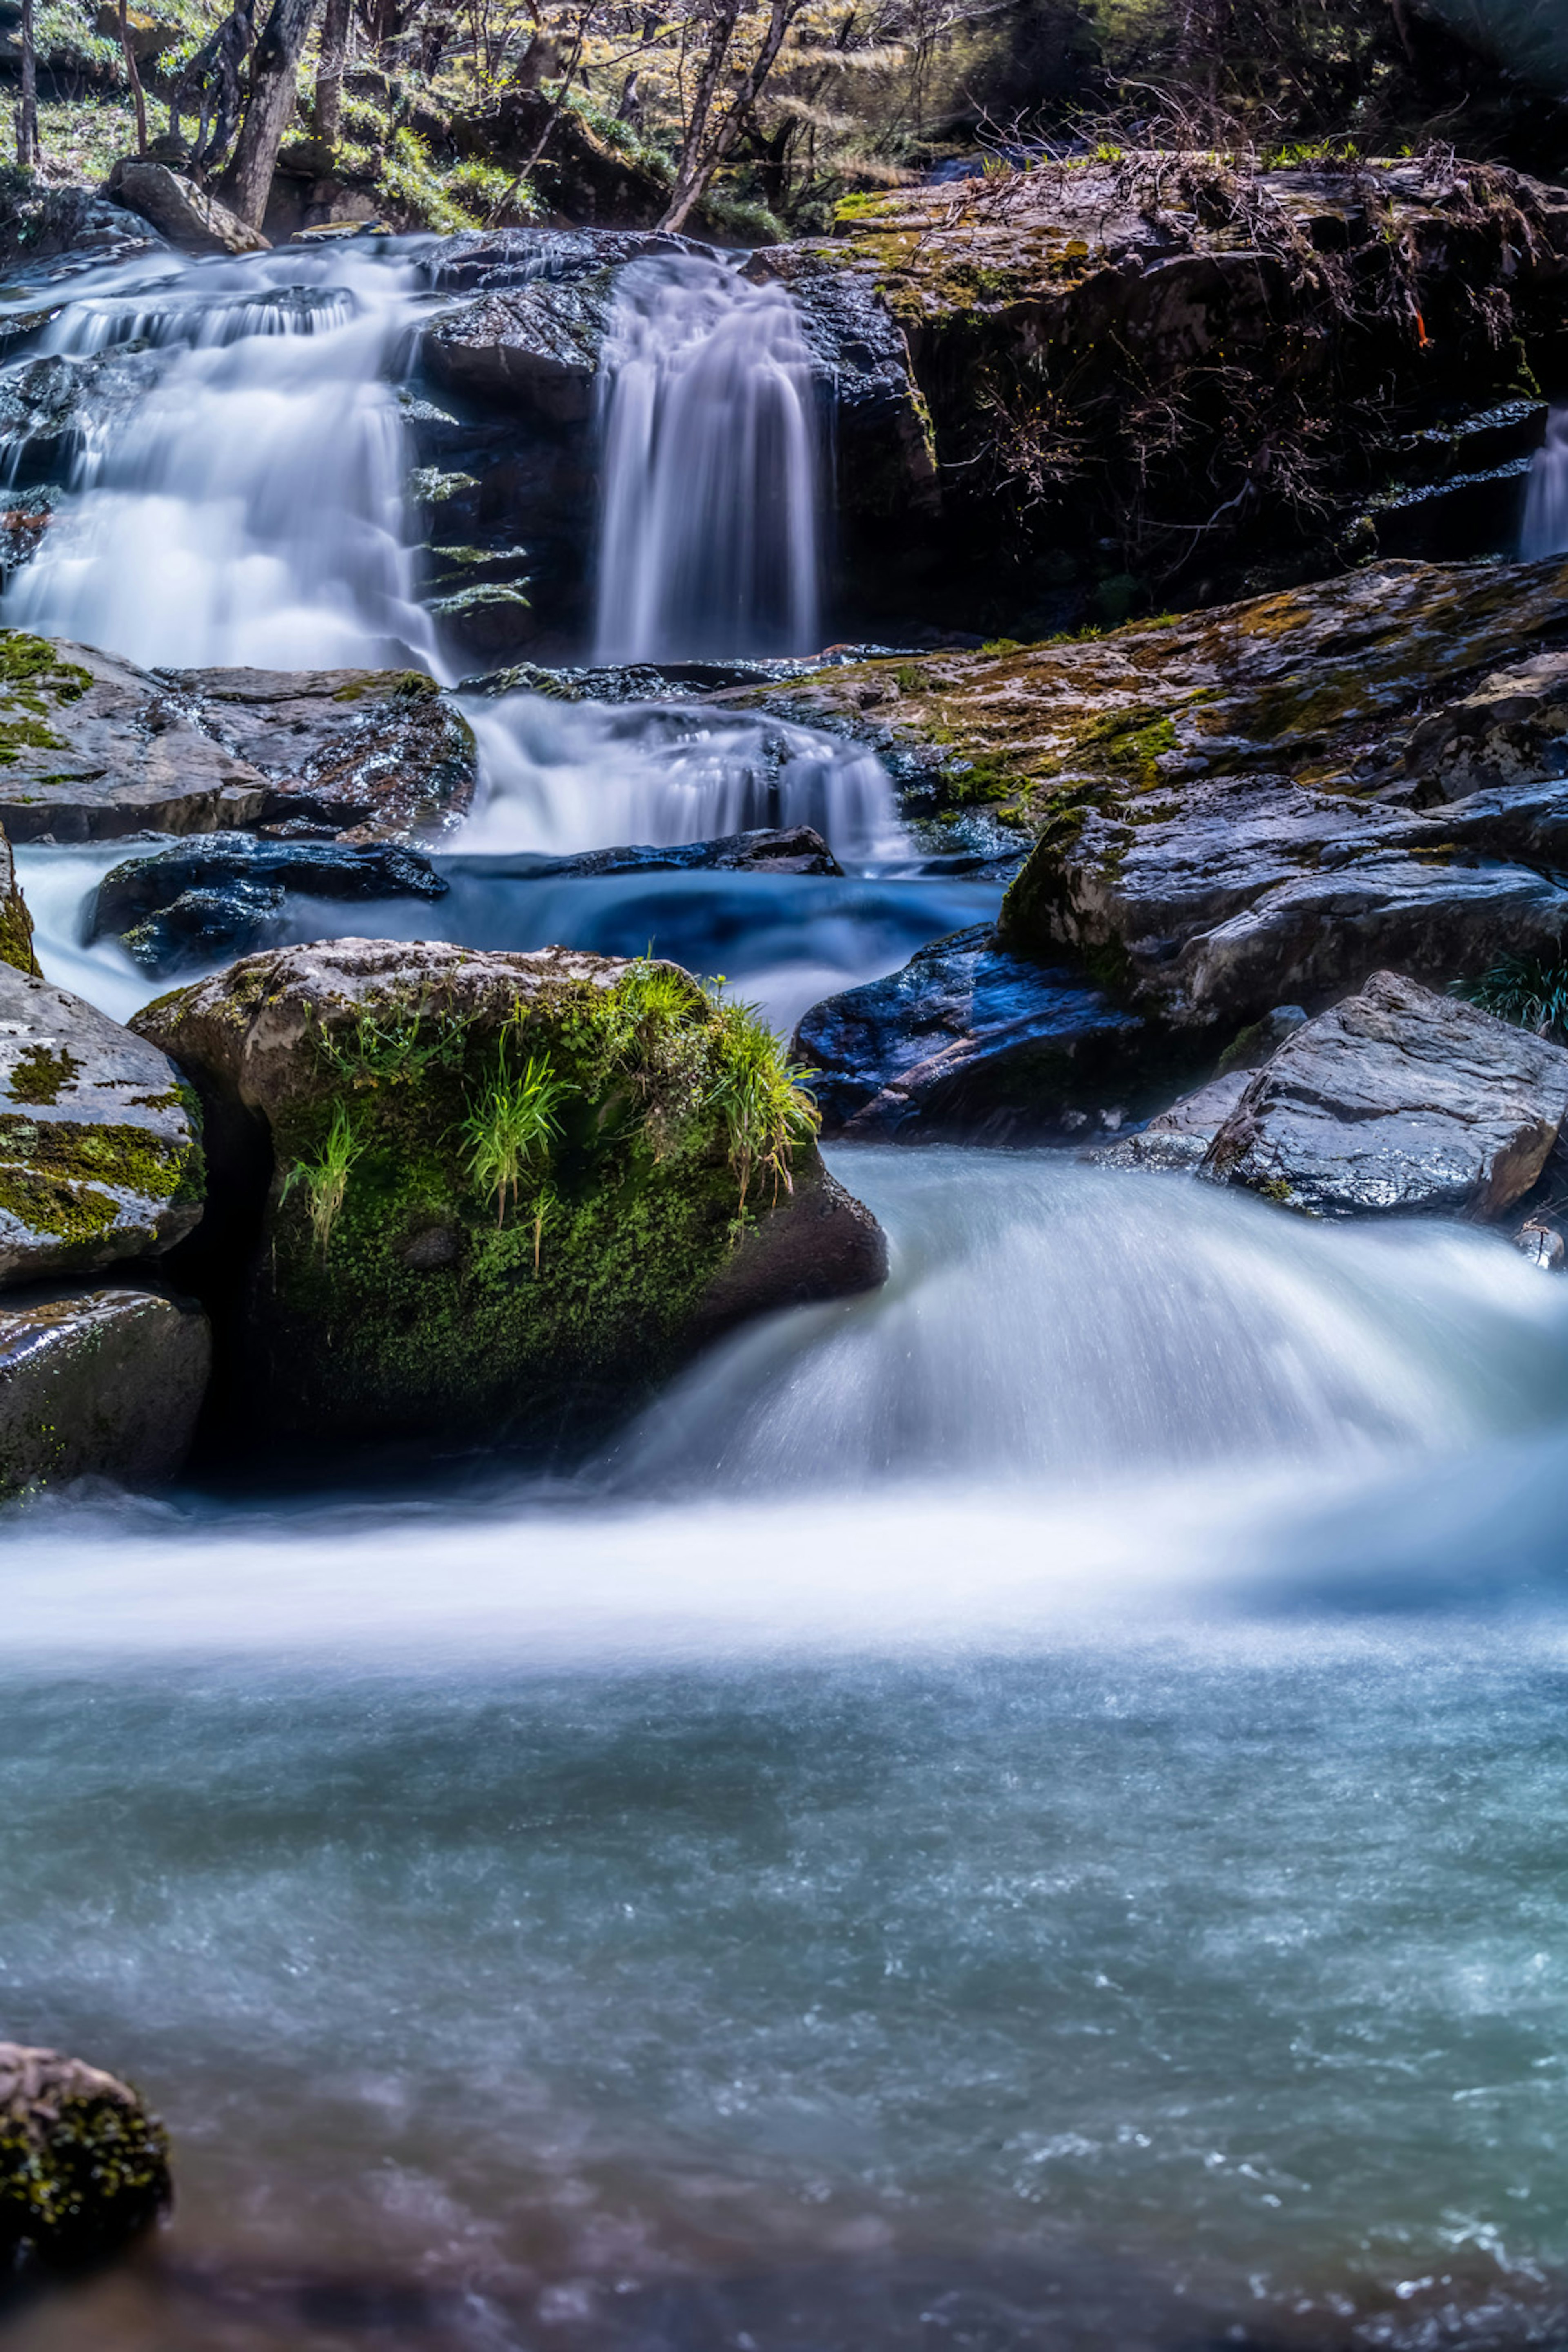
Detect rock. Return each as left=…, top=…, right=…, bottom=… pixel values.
left=451, top=826, right=843, bottom=882
left=0, top=183, right=165, bottom=275
left=0, top=1282, right=210, bottom=1495
left=0, top=639, right=476, bottom=844
left=133, top=938, right=886, bottom=1450
left=0, top=346, right=163, bottom=488
left=424, top=274, right=617, bottom=425
left=1215, top=1004, right=1309, bottom=1074
left=1096, top=1069, right=1252, bottom=1172
left=0, top=964, right=205, bottom=1286
left=0, top=821, right=37, bottom=975
left=775, top=555, right=1568, bottom=1041
left=0, top=2042, right=172, bottom=2266
left=1201, top=971, right=1568, bottom=1218
left=793, top=924, right=1148, bottom=1140
left=1513, top=1219, right=1566, bottom=1272
left=1403, top=650, right=1568, bottom=801
left=109, top=159, right=270, bottom=257
left=91, top=832, right=450, bottom=974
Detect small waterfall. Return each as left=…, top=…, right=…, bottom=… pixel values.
left=593, top=254, right=822, bottom=664
left=0, top=247, right=433, bottom=672
left=1521, top=405, right=1568, bottom=560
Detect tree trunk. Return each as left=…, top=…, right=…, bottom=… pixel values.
left=313, top=0, right=352, bottom=143
left=656, top=0, right=744, bottom=232
left=220, top=0, right=321, bottom=227
left=17, top=0, right=38, bottom=169
left=658, top=0, right=798, bottom=234
left=118, top=0, right=149, bottom=154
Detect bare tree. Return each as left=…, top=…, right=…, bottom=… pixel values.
left=118, top=0, right=150, bottom=154
left=170, top=0, right=261, bottom=173
left=658, top=0, right=809, bottom=231
left=314, top=0, right=354, bottom=142
left=220, top=0, right=324, bottom=224
left=16, top=0, right=38, bottom=169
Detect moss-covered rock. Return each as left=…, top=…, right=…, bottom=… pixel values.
left=134, top=938, right=886, bottom=1452
left=0, top=1281, right=210, bottom=1498
left=0, top=2041, right=171, bottom=2268
left=0, top=819, right=38, bottom=976
left=0, top=964, right=205, bottom=1286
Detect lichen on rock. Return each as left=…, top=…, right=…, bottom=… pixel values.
left=0, top=2042, right=171, bottom=2267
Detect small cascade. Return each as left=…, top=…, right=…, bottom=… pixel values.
left=0, top=247, right=432, bottom=672
left=1521, top=405, right=1568, bottom=559
left=593, top=254, right=822, bottom=663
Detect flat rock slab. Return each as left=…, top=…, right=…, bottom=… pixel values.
left=0, top=2040, right=172, bottom=2263
left=92, top=832, right=449, bottom=974
left=445, top=825, right=843, bottom=882
left=0, top=1281, right=210, bottom=1495
left=0, top=637, right=477, bottom=844
left=0, top=964, right=204, bottom=1285
left=1201, top=970, right=1568, bottom=1218
left=794, top=923, right=1147, bottom=1140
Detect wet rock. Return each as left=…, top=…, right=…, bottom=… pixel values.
left=452, top=826, right=843, bottom=882
left=1202, top=971, right=1568, bottom=1218
left=0, top=346, right=163, bottom=488
left=0, top=639, right=477, bottom=844
left=109, top=158, right=270, bottom=257
left=0, top=963, right=205, bottom=1286
left=0, top=2042, right=172, bottom=2265
left=0, top=184, right=165, bottom=275
left=423, top=274, right=617, bottom=425
left=134, top=938, right=886, bottom=1451
left=1513, top=1218, right=1566, bottom=1272
left=793, top=924, right=1147, bottom=1140
left=0, top=820, right=36, bottom=975
left=92, top=832, right=450, bottom=974
left=0, top=1282, right=210, bottom=1496
left=426, top=226, right=704, bottom=294
left=1096, top=1070, right=1252, bottom=1172
left=1403, top=650, right=1568, bottom=802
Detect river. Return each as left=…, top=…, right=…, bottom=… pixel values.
left=3, top=232, right=1568, bottom=2352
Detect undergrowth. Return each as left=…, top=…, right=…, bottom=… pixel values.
left=1460, top=955, right=1568, bottom=1042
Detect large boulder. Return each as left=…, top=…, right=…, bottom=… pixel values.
left=0, top=1281, right=210, bottom=1496
left=0, top=2042, right=171, bottom=2266
left=133, top=938, right=886, bottom=1450
left=0, top=637, right=476, bottom=844
left=0, top=963, right=205, bottom=1286
left=1201, top=971, right=1568, bottom=1218
left=424, top=274, right=618, bottom=424
left=0, top=820, right=37, bottom=975
left=109, top=158, right=270, bottom=257
left=91, top=832, right=450, bottom=975
left=793, top=924, right=1149, bottom=1140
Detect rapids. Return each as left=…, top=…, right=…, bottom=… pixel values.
left=3, top=232, right=1568, bottom=2352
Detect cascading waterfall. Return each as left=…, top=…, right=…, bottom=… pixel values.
left=0, top=246, right=434, bottom=670
left=592, top=253, right=822, bottom=663
left=1520, top=403, right=1568, bottom=559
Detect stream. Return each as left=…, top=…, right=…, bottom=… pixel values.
left=5, top=234, right=1568, bottom=2352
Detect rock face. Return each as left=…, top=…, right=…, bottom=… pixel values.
left=0, top=962, right=205, bottom=1285
left=92, top=833, right=450, bottom=974
left=794, top=925, right=1149, bottom=1140
left=0, top=2042, right=172, bottom=2265
left=1201, top=971, right=1568, bottom=1218
left=0, top=821, right=37, bottom=975
left=109, top=158, right=270, bottom=256
left=134, top=938, right=886, bottom=1450
left=0, top=1282, right=210, bottom=1496
left=0, top=638, right=476, bottom=844
left=776, top=556, right=1568, bottom=1040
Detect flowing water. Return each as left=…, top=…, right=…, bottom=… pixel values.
left=1519, top=405, right=1568, bottom=561
left=4, top=237, right=1568, bottom=2352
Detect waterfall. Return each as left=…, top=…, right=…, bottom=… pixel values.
left=0, top=247, right=433, bottom=672
left=1521, top=404, right=1568, bottom=560
left=592, top=253, right=822, bottom=664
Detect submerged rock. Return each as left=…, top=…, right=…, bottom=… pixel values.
left=0, top=1281, right=210, bottom=1496
left=92, top=832, right=449, bottom=974
left=0, top=639, right=476, bottom=844
left=0, top=964, right=205, bottom=1286
left=1095, top=1070, right=1252, bottom=1173
left=793, top=924, right=1147, bottom=1140
left=0, top=821, right=37, bottom=975
left=0, top=346, right=163, bottom=488
left=1201, top=971, right=1568, bottom=1218
left=451, top=826, right=844, bottom=882
left=0, top=2042, right=172, bottom=2265
left=109, top=158, right=270, bottom=257
left=134, top=938, right=886, bottom=1450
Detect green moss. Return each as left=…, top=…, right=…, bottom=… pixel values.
left=0, top=1162, right=120, bottom=1243
left=0, top=716, right=67, bottom=764
left=0, top=1109, right=203, bottom=1215
left=0, top=632, right=90, bottom=699
left=0, top=880, right=37, bottom=976
left=6, top=1044, right=79, bottom=1104
left=0, top=2089, right=171, bottom=2262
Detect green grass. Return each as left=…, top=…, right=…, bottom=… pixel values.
left=706, top=996, right=821, bottom=1211
left=282, top=1102, right=364, bottom=1260
left=1460, top=955, right=1568, bottom=1042
left=460, top=1047, right=571, bottom=1230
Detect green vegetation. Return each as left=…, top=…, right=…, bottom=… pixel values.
left=460, top=1046, right=569, bottom=1227
left=1461, top=956, right=1568, bottom=1042
left=6, top=1044, right=80, bottom=1104
left=281, top=1099, right=363, bottom=1258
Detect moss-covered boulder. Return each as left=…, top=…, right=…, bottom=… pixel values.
left=0, top=1282, right=210, bottom=1498
left=134, top=938, right=886, bottom=1451
left=0, top=965, right=205, bottom=1287
left=0, top=821, right=38, bottom=976
left=0, top=2042, right=171, bottom=2267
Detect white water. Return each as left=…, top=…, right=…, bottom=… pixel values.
left=1520, top=403, right=1568, bottom=560
left=593, top=254, right=821, bottom=663
left=0, top=244, right=434, bottom=669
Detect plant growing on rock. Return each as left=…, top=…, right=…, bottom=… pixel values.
left=460, top=1047, right=571, bottom=1229
left=283, top=1100, right=363, bottom=1260
left=1462, top=955, right=1568, bottom=1043
left=706, top=994, right=821, bottom=1209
